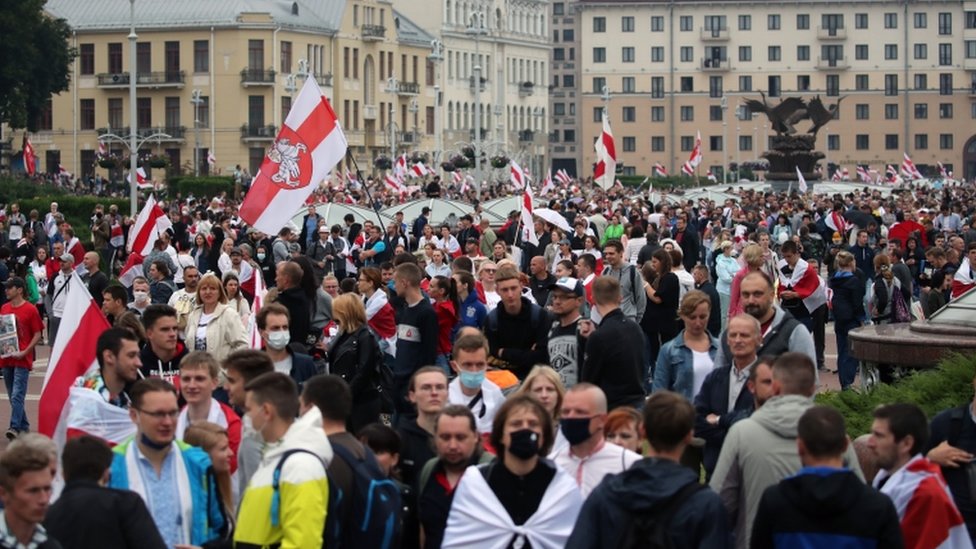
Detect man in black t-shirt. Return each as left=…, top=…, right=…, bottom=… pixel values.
left=546, top=278, right=586, bottom=388
left=139, top=304, right=187, bottom=386
left=528, top=256, right=556, bottom=306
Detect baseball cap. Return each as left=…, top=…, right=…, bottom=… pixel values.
left=4, top=277, right=25, bottom=290
left=230, top=247, right=242, bottom=256
left=548, top=277, right=584, bottom=297
left=59, top=253, right=74, bottom=262
left=287, top=242, right=301, bottom=253
left=558, top=238, right=571, bottom=246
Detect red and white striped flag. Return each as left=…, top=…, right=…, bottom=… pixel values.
left=841, top=167, right=850, bottom=180
left=857, top=165, right=870, bottom=183
left=385, top=173, right=405, bottom=193
left=938, top=161, right=948, bottom=179
left=653, top=162, right=668, bottom=177
left=555, top=169, right=572, bottom=185
left=593, top=111, right=616, bottom=190
left=886, top=164, right=899, bottom=182
left=514, top=160, right=538, bottom=246
left=452, top=171, right=463, bottom=185
left=681, top=162, right=695, bottom=176
left=247, top=266, right=267, bottom=349
left=119, top=195, right=172, bottom=287
left=688, top=131, right=703, bottom=168
left=240, top=76, right=348, bottom=235
left=23, top=135, right=36, bottom=176
left=540, top=170, right=555, bottom=196
left=796, top=166, right=808, bottom=193
left=58, top=164, right=71, bottom=178
left=97, top=140, right=108, bottom=156
left=207, top=151, right=216, bottom=167
left=127, top=167, right=149, bottom=189
left=832, top=169, right=842, bottom=182
left=460, top=176, right=471, bottom=194
left=394, top=154, right=408, bottom=179
left=706, top=170, right=717, bottom=183
left=901, top=152, right=922, bottom=180
left=410, top=162, right=429, bottom=178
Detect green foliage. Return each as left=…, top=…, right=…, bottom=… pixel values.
left=0, top=178, right=68, bottom=204
left=618, top=175, right=714, bottom=189
left=815, top=354, right=976, bottom=436
left=168, top=176, right=234, bottom=199
left=0, top=0, right=77, bottom=129
left=15, top=195, right=128, bottom=244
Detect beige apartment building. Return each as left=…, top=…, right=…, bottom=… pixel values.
left=569, top=0, right=976, bottom=181
left=36, top=0, right=439, bottom=182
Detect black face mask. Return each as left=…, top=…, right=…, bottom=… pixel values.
left=507, top=429, right=541, bottom=459
left=140, top=432, right=170, bottom=451
left=560, top=417, right=594, bottom=446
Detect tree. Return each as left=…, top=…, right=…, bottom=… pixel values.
left=0, top=0, right=76, bottom=130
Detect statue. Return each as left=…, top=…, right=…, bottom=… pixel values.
left=744, top=92, right=844, bottom=139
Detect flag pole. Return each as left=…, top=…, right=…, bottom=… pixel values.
left=347, top=152, right=386, bottom=228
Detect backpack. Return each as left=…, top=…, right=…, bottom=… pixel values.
left=619, top=481, right=705, bottom=549
left=270, top=449, right=333, bottom=548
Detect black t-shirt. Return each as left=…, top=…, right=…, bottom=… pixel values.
left=486, top=459, right=556, bottom=527
left=926, top=405, right=976, bottom=535
left=529, top=274, right=556, bottom=308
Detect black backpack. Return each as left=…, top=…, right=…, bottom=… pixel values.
left=619, top=481, right=705, bottom=549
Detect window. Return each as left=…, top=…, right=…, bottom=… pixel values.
left=622, top=77, right=636, bottom=93
left=593, top=47, right=606, bottom=63
left=969, top=11, right=976, bottom=29
left=797, top=46, right=810, bottom=61
left=972, top=103, right=976, bottom=119
left=739, top=15, right=751, bottom=30
left=915, top=74, right=928, bottom=90
left=165, top=96, right=180, bottom=129
left=137, top=97, right=152, bottom=128
left=79, top=44, right=94, bottom=75
left=885, top=134, right=899, bottom=150
left=622, top=136, right=636, bottom=151
left=680, top=16, right=692, bottom=31
left=826, top=75, right=840, bottom=96
left=563, top=130, right=575, bottom=142
left=856, top=104, right=870, bottom=119
left=680, top=76, right=694, bottom=92
left=680, top=106, right=694, bottom=121
left=680, top=47, right=693, bottom=62
left=553, top=48, right=565, bottom=61
left=967, top=41, right=976, bottom=58
left=681, top=136, right=694, bottom=151
left=562, top=74, right=574, bottom=87
left=740, top=135, right=753, bottom=151
left=856, top=134, right=869, bottom=150
left=855, top=13, right=868, bottom=29
left=768, top=46, right=781, bottom=62
left=939, top=44, right=952, bottom=66
left=940, top=73, right=953, bottom=95
left=885, top=13, right=898, bottom=28
left=885, top=104, right=899, bottom=119
left=885, top=74, right=898, bottom=95
left=593, top=77, right=606, bottom=93
left=562, top=29, right=574, bottom=41
left=652, top=136, right=665, bottom=151
left=797, top=75, right=811, bottom=91
left=108, top=98, right=122, bottom=128
left=622, top=16, right=634, bottom=32
left=915, top=103, right=928, bottom=119
left=108, top=43, right=122, bottom=73
left=797, top=14, right=810, bottom=29
left=622, top=106, right=636, bottom=122
left=855, top=74, right=869, bottom=90
left=855, top=44, right=869, bottom=60
left=709, top=76, right=723, bottom=97
left=739, top=75, right=752, bottom=91
left=553, top=3, right=564, bottom=15
left=554, top=103, right=565, bottom=116
left=914, top=12, right=927, bottom=28
left=622, top=47, right=635, bottom=63
left=710, top=136, right=723, bottom=151
left=651, top=106, right=664, bottom=121
left=828, top=134, right=840, bottom=150
left=885, top=44, right=898, bottom=60
left=593, top=107, right=603, bottom=122
left=939, top=12, right=952, bottom=34
left=137, top=42, right=151, bottom=73
left=652, top=47, right=665, bottom=62
left=739, top=46, right=752, bottom=62
left=940, top=134, right=954, bottom=149
left=915, top=44, right=928, bottom=60
left=940, top=103, right=953, bottom=118
left=710, top=105, right=723, bottom=121
left=651, top=17, right=664, bottom=32
left=915, top=134, right=928, bottom=150
left=593, top=17, right=606, bottom=32
left=651, top=77, right=664, bottom=98
left=768, top=75, right=781, bottom=96
left=80, top=99, right=94, bottom=130
left=768, top=14, right=780, bottom=30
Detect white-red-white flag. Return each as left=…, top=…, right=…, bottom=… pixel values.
left=23, top=135, right=36, bottom=176
left=681, top=162, right=695, bottom=176
left=207, top=151, right=216, bottom=166
left=938, top=161, right=948, bottom=179
left=452, top=171, right=463, bottom=185
left=127, top=167, right=149, bottom=189
left=841, top=167, right=851, bottom=181
left=540, top=170, right=555, bottom=196
left=593, top=112, right=616, bottom=190
left=706, top=170, right=717, bottom=183
left=653, top=163, right=668, bottom=177
left=832, top=169, right=842, bottom=182
left=119, top=194, right=172, bottom=287
left=394, top=154, right=408, bottom=179
left=240, top=76, right=348, bottom=235
left=555, top=169, right=572, bottom=185
left=516, top=161, right=539, bottom=246
left=857, top=165, right=871, bottom=183
left=410, top=162, right=429, bottom=178
left=385, top=173, right=405, bottom=193
left=688, top=131, right=703, bottom=168
left=58, top=164, right=71, bottom=178
left=796, top=166, right=808, bottom=193
left=247, top=266, right=267, bottom=349
left=901, top=152, right=922, bottom=180
left=886, top=164, right=899, bottom=182
left=97, top=140, right=108, bottom=156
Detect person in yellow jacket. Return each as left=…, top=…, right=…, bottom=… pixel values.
left=234, top=372, right=334, bottom=548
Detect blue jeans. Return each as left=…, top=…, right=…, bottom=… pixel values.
left=835, top=319, right=860, bottom=390
left=3, top=367, right=29, bottom=432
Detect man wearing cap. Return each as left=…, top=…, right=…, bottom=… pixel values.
left=0, top=277, right=43, bottom=439
left=463, top=238, right=484, bottom=262
left=47, top=253, right=74, bottom=343
left=307, top=225, right=335, bottom=282
left=529, top=256, right=557, bottom=306
left=456, top=215, right=479, bottom=245
left=547, top=277, right=586, bottom=388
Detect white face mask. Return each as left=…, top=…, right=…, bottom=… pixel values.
left=266, top=330, right=290, bottom=350
left=133, top=290, right=149, bottom=302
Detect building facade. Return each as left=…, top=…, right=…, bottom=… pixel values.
left=573, top=0, right=976, bottom=181
left=550, top=0, right=582, bottom=176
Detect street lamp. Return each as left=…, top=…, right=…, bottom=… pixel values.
left=190, top=89, right=203, bottom=176
left=720, top=96, right=728, bottom=184
left=385, top=77, right=399, bottom=160
left=408, top=99, right=419, bottom=145
left=428, top=40, right=444, bottom=163
left=466, top=12, right=487, bottom=194
left=128, top=0, right=138, bottom=216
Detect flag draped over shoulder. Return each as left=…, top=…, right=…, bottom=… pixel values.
left=247, top=267, right=267, bottom=349
left=240, top=77, right=348, bottom=235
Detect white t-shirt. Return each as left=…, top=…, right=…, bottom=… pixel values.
left=691, top=349, right=714, bottom=399
left=273, top=355, right=293, bottom=376
left=552, top=441, right=642, bottom=498
left=448, top=377, right=505, bottom=434
left=195, top=312, right=213, bottom=351
left=484, top=290, right=501, bottom=311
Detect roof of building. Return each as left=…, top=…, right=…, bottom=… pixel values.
left=45, top=0, right=344, bottom=33
left=394, top=10, right=435, bottom=48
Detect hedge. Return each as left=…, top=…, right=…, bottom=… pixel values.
left=168, top=176, right=234, bottom=199
left=618, top=175, right=719, bottom=189
left=0, top=178, right=69, bottom=204
left=815, top=354, right=976, bottom=436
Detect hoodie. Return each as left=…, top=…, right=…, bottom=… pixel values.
left=709, top=395, right=864, bottom=549
left=566, top=457, right=732, bottom=548
left=234, top=407, right=334, bottom=548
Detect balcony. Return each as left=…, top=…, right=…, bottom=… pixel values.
left=700, top=26, right=729, bottom=41
left=240, top=124, right=277, bottom=141
left=240, top=68, right=276, bottom=87
left=97, top=126, right=186, bottom=141
left=816, top=56, right=850, bottom=70
left=519, top=82, right=535, bottom=97
left=96, top=71, right=186, bottom=89
left=469, top=128, right=488, bottom=140
left=469, top=76, right=487, bottom=93
left=817, top=26, right=847, bottom=40
left=397, top=81, right=420, bottom=96
left=362, top=24, right=385, bottom=40
left=518, top=129, right=535, bottom=143
left=401, top=131, right=417, bottom=144
left=701, top=58, right=731, bottom=71
left=316, top=73, right=333, bottom=87
left=362, top=105, right=378, bottom=120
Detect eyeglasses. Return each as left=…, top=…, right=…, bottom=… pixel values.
left=137, top=408, right=180, bottom=420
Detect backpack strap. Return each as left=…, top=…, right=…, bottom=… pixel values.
left=949, top=405, right=967, bottom=447
left=417, top=457, right=440, bottom=494
left=467, top=390, right=486, bottom=419
left=271, top=449, right=326, bottom=527
left=628, top=264, right=639, bottom=307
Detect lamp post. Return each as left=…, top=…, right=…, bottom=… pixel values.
left=128, top=0, right=138, bottom=216
left=385, top=77, right=399, bottom=161
left=721, top=96, right=728, bottom=184
left=408, top=99, right=419, bottom=145
left=428, top=40, right=444, bottom=163
left=467, top=12, right=487, bottom=194
left=190, top=89, right=203, bottom=176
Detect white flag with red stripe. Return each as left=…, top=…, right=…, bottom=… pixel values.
left=901, top=152, right=922, bottom=180
left=555, top=169, right=572, bottom=185
left=681, top=162, right=695, bottom=176
left=593, top=111, right=616, bottom=190
left=385, top=173, right=405, bottom=193
left=247, top=266, right=267, bottom=349
left=97, top=140, right=108, bottom=156
left=240, top=76, right=348, bottom=235
left=127, top=167, right=149, bottom=189
left=687, top=131, right=703, bottom=169
left=857, top=165, right=871, bottom=183
left=120, top=194, right=172, bottom=287
left=207, top=151, right=216, bottom=166
left=796, top=166, right=808, bottom=193
left=938, top=161, right=948, bottom=179
left=394, top=154, right=408, bottom=179
left=540, top=170, right=555, bottom=196
left=706, top=170, right=717, bottom=183
left=513, top=161, right=538, bottom=246
left=410, top=162, right=429, bottom=178
left=653, top=163, right=668, bottom=177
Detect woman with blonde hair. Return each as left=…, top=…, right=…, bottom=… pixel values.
left=652, top=290, right=719, bottom=401
left=327, top=293, right=382, bottom=432
left=184, top=273, right=247, bottom=363
left=727, top=243, right=766, bottom=319
left=515, top=365, right=569, bottom=456
left=183, top=421, right=235, bottom=536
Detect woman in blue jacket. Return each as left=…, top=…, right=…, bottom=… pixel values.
left=829, top=250, right=865, bottom=390
left=652, top=290, right=719, bottom=400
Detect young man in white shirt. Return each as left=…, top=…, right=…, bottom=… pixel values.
left=448, top=333, right=504, bottom=441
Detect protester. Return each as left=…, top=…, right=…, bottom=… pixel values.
left=181, top=422, right=236, bottom=536
left=139, top=304, right=187, bottom=385
left=397, top=367, right=448, bottom=488
left=652, top=289, right=719, bottom=400
left=545, top=277, right=586, bottom=389
left=602, top=240, right=646, bottom=323
left=324, top=295, right=382, bottom=432
left=392, top=263, right=439, bottom=417
left=0, top=436, right=61, bottom=549
left=447, top=333, right=503, bottom=439
left=256, top=303, right=318, bottom=388
left=484, top=264, right=551, bottom=379
left=176, top=351, right=241, bottom=470
left=581, top=276, right=645, bottom=410
left=0, top=277, right=43, bottom=440
left=184, top=273, right=247, bottom=363
left=221, top=349, right=274, bottom=495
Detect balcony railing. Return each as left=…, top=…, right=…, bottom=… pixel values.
left=240, top=124, right=277, bottom=140
left=362, top=24, right=385, bottom=40
left=316, top=73, right=333, bottom=87
left=397, top=81, right=420, bottom=95
left=518, top=82, right=535, bottom=97
left=363, top=105, right=378, bottom=120
left=701, top=58, right=731, bottom=71
left=469, top=128, right=488, bottom=140
left=817, top=26, right=847, bottom=40
left=816, top=56, right=850, bottom=70
left=240, top=68, right=276, bottom=86
left=401, top=131, right=416, bottom=143
left=96, top=71, right=186, bottom=88
left=518, top=129, right=535, bottom=142
left=469, top=76, right=487, bottom=93
left=97, top=126, right=186, bottom=140
left=700, top=26, right=730, bottom=41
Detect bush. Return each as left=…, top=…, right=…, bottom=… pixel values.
left=815, top=354, right=976, bottom=436
left=168, top=176, right=234, bottom=199
left=618, top=175, right=714, bottom=190
left=0, top=178, right=69, bottom=203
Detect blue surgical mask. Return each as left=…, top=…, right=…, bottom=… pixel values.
left=257, top=253, right=266, bottom=261
left=459, top=370, right=485, bottom=389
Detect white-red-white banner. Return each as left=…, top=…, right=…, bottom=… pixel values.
left=593, top=112, right=616, bottom=190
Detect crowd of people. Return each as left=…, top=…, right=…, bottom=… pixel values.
left=0, top=174, right=974, bottom=548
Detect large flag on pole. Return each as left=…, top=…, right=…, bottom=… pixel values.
left=540, top=170, right=555, bottom=196
left=513, top=161, right=538, bottom=246
left=127, top=167, right=149, bottom=189
left=23, top=135, right=36, bottom=176
left=119, top=194, right=172, bottom=287
left=240, top=76, right=348, bottom=235
left=681, top=132, right=703, bottom=176
left=901, top=152, right=922, bottom=180
left=593, top=111, right=616, bottom=190
left=796, top=166, right=808, bottom=193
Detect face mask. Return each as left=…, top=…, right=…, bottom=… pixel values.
left=133, top=291, right=149, bottom=302
left=257, top=253, right=267, bottom=261
left=507, top=429, right=541, bottom=459
left=266, top=330, right=290, bottom=350
left=560, top=417, right=594, bottom=446
left=459, top=370, right=485, bottom=390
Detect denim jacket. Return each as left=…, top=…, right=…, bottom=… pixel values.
left=651, top=331, right=720, bottom=400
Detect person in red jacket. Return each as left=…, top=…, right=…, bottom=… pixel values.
left=430, top=275, right=460, bottom=374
